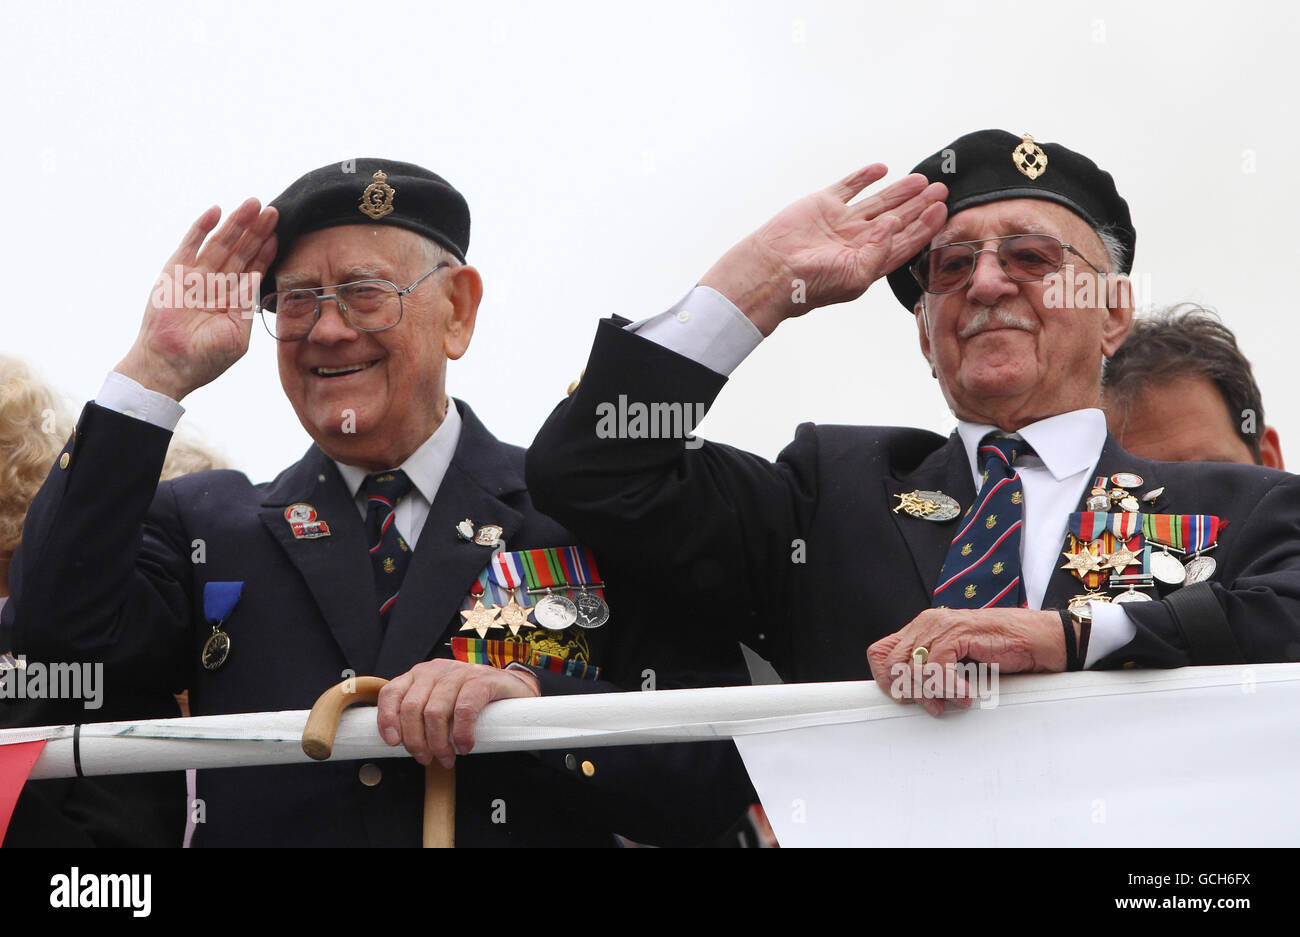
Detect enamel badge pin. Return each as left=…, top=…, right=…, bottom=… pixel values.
left=285, top=503, right=330, bottom=539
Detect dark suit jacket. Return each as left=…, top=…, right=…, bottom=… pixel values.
left=526, top=320, right=1300, bottom=681
left=2, top=397, right=754, bottom=847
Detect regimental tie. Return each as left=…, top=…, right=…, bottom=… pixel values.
left=361, top=469, right=414, bottom=628
left=932, top=433, right=1034, bottom=609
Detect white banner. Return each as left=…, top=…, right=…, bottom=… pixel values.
left=734, top=663, right=1300, bottom=847
left=3, top=664, right=1294, bottom=846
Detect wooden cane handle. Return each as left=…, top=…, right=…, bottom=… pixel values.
left=302, top=675, right=457, bottom=848
left=301, top=676, right=390, bottom=760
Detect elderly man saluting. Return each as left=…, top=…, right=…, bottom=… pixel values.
left=528, top=131, right=1300, bottom=711
left=2, top=159, right=753, bottom=846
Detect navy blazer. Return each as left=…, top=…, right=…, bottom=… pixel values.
left=527, top=320, right=1300, bottom=682
left=3, top=398, right=754, bottom=847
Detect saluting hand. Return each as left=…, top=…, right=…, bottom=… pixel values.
left=698, top=165, right=948, bottom=336
left=116, top=198, right=278, bottom=401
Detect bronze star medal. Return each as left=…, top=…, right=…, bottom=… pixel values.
left=1061, top=542, right=1104, bottom=577
left=1101, top=544, right=1141, bottom=573
left=497, top=595, right=532, bottom=636
left=459, top=598, right=502, bottom=638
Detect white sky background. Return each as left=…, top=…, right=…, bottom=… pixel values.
left=3, top=0, right=1296, bottom=478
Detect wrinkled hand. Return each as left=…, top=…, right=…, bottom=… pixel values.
left=698, top=165, right=948, bottom=336
left=376, top=660, right=541, bottom=769
left=866, top=608, right=1066, bottom=716
left=116, top=198, right=278, bottom=401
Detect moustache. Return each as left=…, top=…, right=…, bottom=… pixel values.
left=958, top=307, right=1037, bottom=339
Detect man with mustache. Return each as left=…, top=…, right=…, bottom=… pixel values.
left=528, top=130, right=1300, bottom=709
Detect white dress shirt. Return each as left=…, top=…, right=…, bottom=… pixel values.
left=95, top=373, right=462, bottom=548
left=630, top=286, right=1136, bottom=667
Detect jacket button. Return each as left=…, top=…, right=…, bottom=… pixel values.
left=564, top=754, right=578, bottom=772
left=581, top=760, right=595, bottom=777
left=59, top=452, right=70, bottom=469
left=358, top=763, right=382, bottom=786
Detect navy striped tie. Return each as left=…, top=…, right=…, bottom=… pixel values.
left=932, top=434, right=1033, bottom=609
left=361, top=470, right=414, bottom=627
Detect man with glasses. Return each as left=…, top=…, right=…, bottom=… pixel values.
left=528, top=130, right=1300, bottom=710
left=2, top=159, right=754, bottom=846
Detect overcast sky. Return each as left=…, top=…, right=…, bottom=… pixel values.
left=4, top=0, right=1295, bottom=476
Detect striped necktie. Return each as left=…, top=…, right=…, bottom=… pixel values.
left=932, top=433, right=1033, bottom=609
left=361, top=470, right=414, bottom=627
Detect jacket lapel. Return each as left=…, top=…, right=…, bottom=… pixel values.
left=258, top=448, right=381, bottom=674
left=882, top=433, right=978, bottom=598
left=373, top=403, right=525, bottom=678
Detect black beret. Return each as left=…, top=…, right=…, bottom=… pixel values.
left=265, top=158, right=470, bottom=294
left=886, top=130, right=1136, bottom=311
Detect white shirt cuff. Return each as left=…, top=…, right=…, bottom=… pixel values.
left=1085, top=601, right=1139, bottom=669
left=97, top=372, right=185, bottom=431
left=626, top=285, right=763, bottom=376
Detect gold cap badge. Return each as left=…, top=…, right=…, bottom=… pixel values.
left=1012, top=133, right=1048, bottom=180
left=359, top=170, right=396, bottom=219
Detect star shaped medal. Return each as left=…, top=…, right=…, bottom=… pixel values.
left=459, top=598, right=502, bottom=639
left=496, top=595, right=532, bottom=636
left=1061, top=542, right=1104, bottom=577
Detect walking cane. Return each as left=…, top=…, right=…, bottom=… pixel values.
left=302, top=676, right=456, bottom=848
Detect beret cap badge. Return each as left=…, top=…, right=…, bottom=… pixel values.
left=1012, top=133, right=1048, bottom=180
left=359, top=169, right=396, bottom=220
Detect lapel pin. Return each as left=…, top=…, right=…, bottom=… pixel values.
left=285, top=503, right=330, bottom=539
left=456, top=518, right=476, bottom=541
left=892, top=490, right=960, bottom=522
left=474, top=524, right=504, bottom=546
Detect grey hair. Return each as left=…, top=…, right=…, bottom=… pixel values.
left=416, top=235, right=461, bottom=268
left=1093, top=226, right=1128, bottom=274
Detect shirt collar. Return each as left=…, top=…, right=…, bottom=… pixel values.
left=333, top=401, right=464, bottom=504
left=956, top=409, right=1107, bottom=484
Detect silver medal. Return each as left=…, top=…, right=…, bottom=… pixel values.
left=1112, top=586, right=1154, bottom=604
left=533, top=593, right=577, bottom=630
left=1150, top=550, right=1186, bottom=586
left=1184, top=555, right=1217, bottom=584
left=573, top=591, right=610, bottom=629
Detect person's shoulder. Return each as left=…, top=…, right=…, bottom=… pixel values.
left=795, top=422, right=950, bottom=471
left=163, top=466, right=261, bottom=496
left=1138, top=456, right=1292, bottom=488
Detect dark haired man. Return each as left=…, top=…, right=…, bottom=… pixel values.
left=1103, top=303, right=1283, bottom=468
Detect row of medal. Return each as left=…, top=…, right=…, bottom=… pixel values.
left=1064, top=472, right=1222, bottom=618
left=459, top=546, right=610, bottom=638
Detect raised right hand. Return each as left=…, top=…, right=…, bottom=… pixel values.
left=116, top=198, right=278, bottom=401
left=698, top=165, right=947, bottom=336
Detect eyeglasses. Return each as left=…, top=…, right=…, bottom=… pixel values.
left=910, top=234, right=1106, bottom=294
left=259, top=263, right=450, bottom=341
